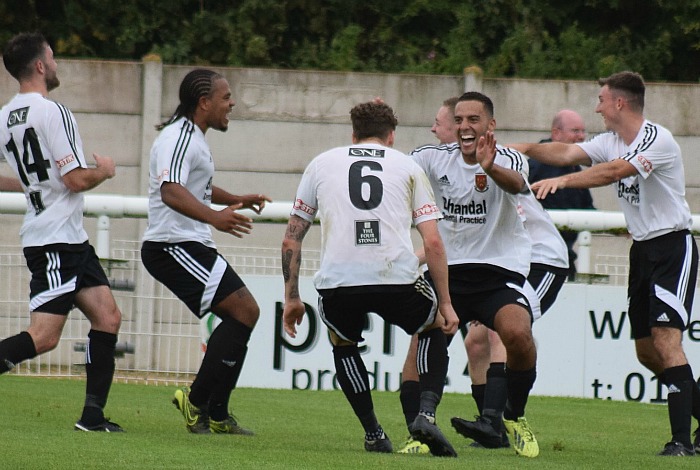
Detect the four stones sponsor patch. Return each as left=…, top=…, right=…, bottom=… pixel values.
left=355, top=220, right=380, bottom=245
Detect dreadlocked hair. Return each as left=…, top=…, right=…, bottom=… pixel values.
left=156, top=68, right=223, bottom=130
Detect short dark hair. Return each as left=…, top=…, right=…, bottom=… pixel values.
left=157, top=68, right=224, bottom=130
left=457, top=91, right=494, bottom=118
left=3, top=32, right=48, bottom=81
left=598, top=71, right=645, bottom=112
left=350, top=101, right=398, bottom=141
left=442, top=96, right=460, bottom=114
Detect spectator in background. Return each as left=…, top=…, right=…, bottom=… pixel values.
left=528, top=109, right=595, bottom=281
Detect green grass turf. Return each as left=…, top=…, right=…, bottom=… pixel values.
left=0, top=375, right=697, bottom=469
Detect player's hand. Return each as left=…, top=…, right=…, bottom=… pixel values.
left=238, top=193, right=272, bottom=214
left=283, top=298, right=306, bottom=337
left=93, top=153, right=116, bottom=179
left=476, top=131, right=497, bottom=172
left=531, top=177, right=566, bottom=200
left=211, top=203, right=253, bottom=237
left=438, top=303, right=459, bottom=335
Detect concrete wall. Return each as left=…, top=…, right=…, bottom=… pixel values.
left=1, top=58, right=699, bottom=257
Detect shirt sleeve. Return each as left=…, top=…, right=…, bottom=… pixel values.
left=290, top=158, right=319, bottom=222
left=45, top=102, right=87, bottom=176
left=155, top=125, right=195, bottom=187
left=410, top=162, right=441, bottom=225
left=621, top=134, right=676, bottom=181
left=577, top=133, right=610, bottom=165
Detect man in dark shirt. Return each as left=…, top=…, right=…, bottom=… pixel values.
left=528, top=109, right=595, bottom=281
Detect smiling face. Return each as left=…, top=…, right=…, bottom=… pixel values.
left=203, top=77, right=235, bottom=132
left=595, top=85, right=619, bottom=132
left=454, top=99, right=495, bottom=163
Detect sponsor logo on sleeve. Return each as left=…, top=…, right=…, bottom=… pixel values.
left=293, top=198, right=317, bottom=216
left=157, top=169, right=170, bottom=182
left=56, top=154, right=75, bottom=168
left=636, top=155, right=652, bottom=173
left=413, top=203, right=440, bottom=218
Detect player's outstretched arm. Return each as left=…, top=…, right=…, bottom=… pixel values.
left=509, top=141, right=591, bottom=167
left=161, top=182, right=253, bottom=237
left=62, top=153, right=115, bottom=192
left=212, top=186, right=272, bottom=214
left=282, top=214, right=312, bottom=337
left=531, top=158, right=636, bottom=199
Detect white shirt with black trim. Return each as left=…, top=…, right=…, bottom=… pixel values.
left=0, top=92, right=88, bottom=247
left=518, top=190, right=569, bottom=269
left=143, top=117, right=216, bottom=247
left=291, top=142, right=441, bottom=290
left=578, top=120, right=692, bottom=241
left=410, top=143, right=531, bottom=277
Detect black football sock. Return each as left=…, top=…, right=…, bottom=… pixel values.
left=208, top=318, right=252, bottom=421
left=81, top=330, right=117, bottom=425
left=416, top=328, right=448, bottom=418
left=0, top=331, right=37, bottom=374
left=333, top=344, right=378, bottom=434
left=471, top=383, right=486, bottom=416
left=665, top=364, right=694, bottom=448
left=503, top=366, right=536, bottom=421
left=482, top=362, right=507, bottom=429
left=191, top=317, right=251, bottom=412
left=400, top=380, right=420, bottom=428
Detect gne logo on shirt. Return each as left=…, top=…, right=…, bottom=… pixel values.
left=293, top=198, right=316, bottom=215
left=57, top=154, right=75, bottom=168
left=348, top=148, right=385, bottom=158
left=636, top=154, right=652, bottom=173
left=7, top=107, right=29, bottom=128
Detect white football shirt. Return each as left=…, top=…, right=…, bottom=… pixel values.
left=142, top=117, right=216, bottom=247
left=0, top=92, right=88, bottom=247
left=291, top=142, right=441, bottom=289
left=518, top=190, right=569, bottom=269
left=410, top=143, right=531, bottom=277
left=578, top=120, right=692, bottom=241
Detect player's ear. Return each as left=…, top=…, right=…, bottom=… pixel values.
left=487, top=118, right=496, bottom=132
left=386, top=130, right=395, bottom=147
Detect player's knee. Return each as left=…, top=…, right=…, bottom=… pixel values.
left=33, top=333, right=61, bottom=355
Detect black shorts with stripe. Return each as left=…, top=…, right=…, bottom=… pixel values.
left=526, top=263, right=568, bottom=321
left=628, top=230, right=698, bottom=339
left=23, top=241, right=110, bottom=315
left=141, top=241, right=245, bottom=318
left=317, top=277, right=437, bottom=343
left=426, top=264, right=532, bottom=330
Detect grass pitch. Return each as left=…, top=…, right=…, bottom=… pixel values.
left=0, top=375, right=696, bottom=469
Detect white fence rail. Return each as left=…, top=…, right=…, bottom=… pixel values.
left=0, top=192, right=699, bottom=386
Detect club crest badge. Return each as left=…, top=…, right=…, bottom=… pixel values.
left=475, top=173, right=489, bottom=192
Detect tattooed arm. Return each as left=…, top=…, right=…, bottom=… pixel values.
left=281, top=215, right=312, bottom=337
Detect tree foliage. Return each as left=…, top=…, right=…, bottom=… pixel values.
left=1, top=0, right=699, bottom=82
